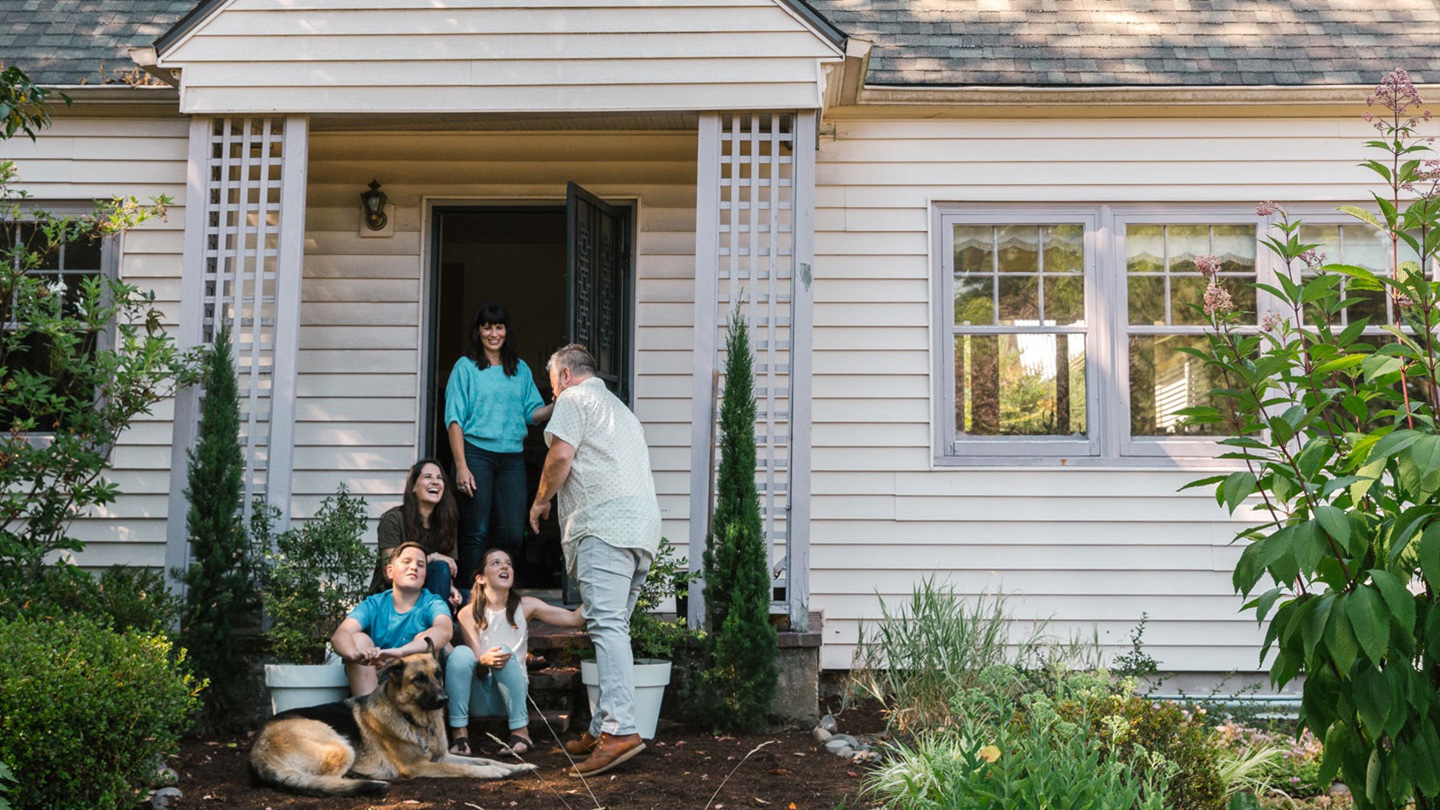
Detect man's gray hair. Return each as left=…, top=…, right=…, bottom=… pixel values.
left=547, top=343, right=597, bottom=376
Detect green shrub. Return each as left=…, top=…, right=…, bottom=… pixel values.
left=0, top=615, right=200, bottom=810
left=1057, top=693, right=1226, bottom=810
left=867, top=692, right=1171, bottom=810
left=179, top=327, right=263, bottom=728
left=0, top=564, right=181, bottom=634
left=852, top=579, right=1049, bottom=732
left=697, top=309, right=778, bottom=733
left=258, top=486, right=371, bottom=665
left=630, top=537, right=701, bottom=660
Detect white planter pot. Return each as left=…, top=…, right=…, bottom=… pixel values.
left=264, top=663, right=350, bottom=715
left=580, top=658, right=671, bottom=740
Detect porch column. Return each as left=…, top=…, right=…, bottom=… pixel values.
left=689, top=111, right=817, bottom=632
left=165, top=115, right=310, bottom=589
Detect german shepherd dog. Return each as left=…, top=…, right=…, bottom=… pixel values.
left=249, top=641, right=536, bottom=796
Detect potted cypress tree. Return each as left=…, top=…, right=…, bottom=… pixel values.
left=254, top=485, right=371, bottom=713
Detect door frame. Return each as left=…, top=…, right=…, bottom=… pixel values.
left=419, top=196, right=639, bottom=461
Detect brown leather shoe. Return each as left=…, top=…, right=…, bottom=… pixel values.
left=568, top=733, right=645, bottom=777
left=564, top=731, right=600, bottom=757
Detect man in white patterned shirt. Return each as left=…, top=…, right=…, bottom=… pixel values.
left=530, top=344, right=661, bottom=777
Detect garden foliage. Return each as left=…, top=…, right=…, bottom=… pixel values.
left=630, top=537, right=700, bottom=660
left=698, top=308, right=779, bottom=732
left=179, top=328, right=263, bottom=728
left=257, top=485, right=372, bottom=665
left=1185, top=70, right=1440, bottom=809
left=0, top=615, right=200, bottom=810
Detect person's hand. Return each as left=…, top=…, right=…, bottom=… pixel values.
left=352, top=644, right=382, bottom=666
left=373, top=648, right=403, bottom=667
left=529, top=500, right=551, bottom=533
left=432, top=552, right=458, bottom=577
left=455, top=465, right=476, bottom=497
left=449, top=585, right=463, bottom=607
left=479, top=646, right=511, bottom=669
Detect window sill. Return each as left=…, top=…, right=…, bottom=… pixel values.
left=932, top=453, right=1247, bottom=471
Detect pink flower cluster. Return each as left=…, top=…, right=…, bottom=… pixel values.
left=1256, top=201, right=1280, bottom=217
left=1203, top=281, right=1233, bottom=316
left=1299, top=249, right=1327, bottom=270
left=1365, top=68, right=1432, bottom=132
left=1260, top=311, right=1282, bottom=332
left=1195, top=253, right=1222, bottom=280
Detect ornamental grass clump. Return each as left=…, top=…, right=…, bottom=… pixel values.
left=1185, top=69, right=1440, bottom=809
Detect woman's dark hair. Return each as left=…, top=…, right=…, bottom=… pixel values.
left=402, top=459, right=458, bottom=556
left=466, top=301, right=520, bottom=376
left=466, top=547, right=522, bottom=630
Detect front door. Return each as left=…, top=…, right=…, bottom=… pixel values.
left=566, top=182, right=631, bottom=403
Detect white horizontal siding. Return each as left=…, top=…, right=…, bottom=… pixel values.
left=162, top=0, right=839, bottom=114
left=293, top=129, right=697, bottom=544
left=810, top=115, right=1375, bottom=672
left=4, top=113, right=190, bottom=572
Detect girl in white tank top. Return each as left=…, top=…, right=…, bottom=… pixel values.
left=447, top=547, right=584, bottom=756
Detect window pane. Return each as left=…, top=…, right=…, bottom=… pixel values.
left=1127, top=225, right=1165, bottom=274
left=955, top=274, right=995, bottom=326
left=64, top=236, right=102, bottom=271
left=1129, top=275, right=1166, bottom=326
left=1212, top=224, right=1256, bottom=273
left=996, top=225, right=1039, bottom=273
left=1043, top=224, right=1084, bottom=274
left=1044, top=275, right=1084, bottom=325
left=998, top=275, right=1039, bottom=324
left=1167, top=224, right=1208, bottom=274
left=954, top=225, right=992, bottom=275
left=1129, top=334, right=1225, bottom=436
left=955, top=334, right=1086, bottom=437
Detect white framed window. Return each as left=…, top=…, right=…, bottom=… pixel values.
left=935, top=207, right=1100, bottom=459
left=933, top=203, right=1298, bottom=466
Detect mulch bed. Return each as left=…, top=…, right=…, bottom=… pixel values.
left=168, top=719, right=881, bottom=810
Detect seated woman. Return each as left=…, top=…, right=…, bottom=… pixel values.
left=369, top=459, right=463, bottom=607
left=446, top=547, right=584, bottom=756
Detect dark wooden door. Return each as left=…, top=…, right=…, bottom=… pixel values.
left=566, top=182, right=631, bottom=403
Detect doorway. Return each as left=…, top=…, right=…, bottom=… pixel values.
left=427, top=192, right=632, bottom=591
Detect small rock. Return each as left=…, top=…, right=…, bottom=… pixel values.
left=829, top=734, right=860, bottom=748
left=151, top=787, right=182, bottom=810
left=850, top=750, right=881, bottom=764
left=795, top=714, right=820, bottom=732
left=813, top=727, right=833, bottom=744
left=825, top=738, right=855, bottom=756
left=1331, top=784, right=1350, bottom=796
left=818, top=714, right=838, bottom=733
left=154, top=766, right=179, bottom=788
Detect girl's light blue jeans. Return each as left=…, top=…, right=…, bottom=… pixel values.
left=445, top=644, right=529, bottom=732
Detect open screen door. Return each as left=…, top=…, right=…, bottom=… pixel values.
left=565, top=182, right=631, bottom=404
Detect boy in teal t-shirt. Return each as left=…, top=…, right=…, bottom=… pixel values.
left=332, top=542, right=454, bottom=696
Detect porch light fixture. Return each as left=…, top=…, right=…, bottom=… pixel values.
left=360, top=180, right=388, bottom=231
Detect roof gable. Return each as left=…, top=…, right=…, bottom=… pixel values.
left=0, top=0, right=196, bottom=86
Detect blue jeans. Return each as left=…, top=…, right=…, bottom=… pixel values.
left=457, top=444, right=527, bottom=587
left=576, top=536, right=652, bottom=737
left=424, top=560, right=452, bottom=602
left=445, top=644, right=530, bottom=732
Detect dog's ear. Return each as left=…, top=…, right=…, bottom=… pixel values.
left=376, top=658, right=403, bottom=689
left=425, top=636, right=439, bottom=663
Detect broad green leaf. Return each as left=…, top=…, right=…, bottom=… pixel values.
left=1327, top=596, right=1360, bottom=674
left=1294, top=521, right=1327, bottom=574
left=1369, top=569, right=1417, bottom=633
left=1362, top=353, right=1404, bottom=382
left=1314, top=505, right=1351, bottom=548
left=1352, top=457, right=1387, bottom=502
left=1319, top=722, right=1347, bottom=785
left=1313, top=354, right=1368, bottom=374
left=1222, top=471, right=1257, bottom=515
left=1355, top=665, right=1390, bottom=739
left=1301, top=593, right=1334, bottom=664
left=1369, top=428, right=1421, bottom=461
left=1252, top=586, right=1286, bottom=624
left=1421, top=523, right=1440, bottom=593
left=1349, top=586, right=1389, bottom=665
left=1407, top=434, right=1440, bottom=479
left=1365, top=743, right=1384, bottom=804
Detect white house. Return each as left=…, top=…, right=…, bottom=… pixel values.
left=4, top=0, right=1428, bottom=677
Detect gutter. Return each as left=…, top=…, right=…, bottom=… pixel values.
left=855, top=83, right=1409, bottom=107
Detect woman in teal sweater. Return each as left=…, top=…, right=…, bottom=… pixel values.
left=445, top=302, right=553, bottom=587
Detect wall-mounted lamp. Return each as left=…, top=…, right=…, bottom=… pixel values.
left=360, top=179, right=388, bottom=231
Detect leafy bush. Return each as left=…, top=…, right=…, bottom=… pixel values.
left=1185, top=70, right=1440, bottom=809
left=0, top=615, right=200, bottom=810
left=631, top=537, right=701, bottom=660
left=0, top=564, right=181, bottom=633
left=867, top=690, right=1171, bottom=810
left=179, top=327, right=262, bottom=728
left=852, top=578, right=1049, bottom=732
left=1056, top=693, right=1225, bottom=810
left=258, top=486, right=372, bottom=665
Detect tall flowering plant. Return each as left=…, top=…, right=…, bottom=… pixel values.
left=1186, top=70, right=1440, bottom=810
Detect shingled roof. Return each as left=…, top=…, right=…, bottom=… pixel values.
left=806, top=0, right=1440, bottom=87
left=0, top=0, right=196, bottom=86
left=2, top=0, right=1437, bottom=90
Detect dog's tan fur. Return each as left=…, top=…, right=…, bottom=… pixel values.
left=249, top=645, right=535, bottom=797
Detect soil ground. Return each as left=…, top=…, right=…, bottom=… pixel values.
left=168, top=719, right=880, bottom=810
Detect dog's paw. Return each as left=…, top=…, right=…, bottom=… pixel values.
left=510, top=763, right=540, bottom=776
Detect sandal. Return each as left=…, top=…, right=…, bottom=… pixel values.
left=502, top=735, right=532, bottom=756
left=450, top=736, right=475, bottom=757
left=525, top=653, right=547, bottom=672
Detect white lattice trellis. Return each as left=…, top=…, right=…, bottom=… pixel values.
left=690, top=111, right=816, bottom=630
left=166, top=115, right=309, bottom=584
